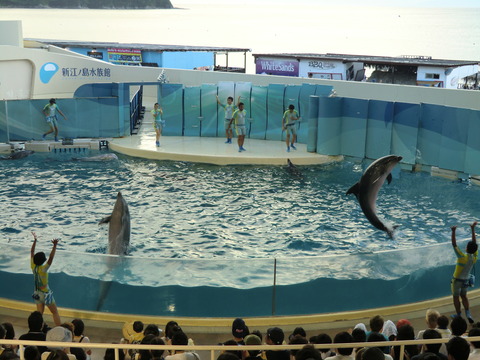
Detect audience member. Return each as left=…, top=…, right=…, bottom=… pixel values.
left=71, top=319, right=91, bottom=358
left=468, top=327, right=480, bottom=360
left=19, top=311, right=48, bottom=354
left=231, top=319, right=249, bottom=345
left=144, top=324, right=161, bottom=338
left=362, top=347, right=385, bottom=360
left=436, top=316, right=451, bottom=339
left=295, top=345, right=322, bottom=360
left=243, top=334, right=263, bottom=360
left=392, top=324, right=419, bottom=360
left=382, top=321, right=397, bottom=342
left=217, top=354, right=239, bottom=360
left=367, top=316, right=385, bottom=339
left=266, top=327, right=289, bottom=360
left=104, top=347, right=125, bottom=360
left=290, top=328, right=307, bottom=342
left=447, top=337, right=470, bottom=360
left=1, top=323, right=16, bottom=352
left=289, top=335, right=308, bottom=359
left=164, top=330, right=200, bottom=360
left=41, top=326, right=76, bottom=360
left=222, top=340, right=242, bottom=360
left=366, top=332, right=393, bottom=359
left=411, top=329, right=447, bottom=360
left=451, top=317, right=468, bottom=337
left=138, top=335, right=165, bottom=360
left=325, top=332, right=354, bottom=360
left=24, top=346, right=41, bottom=360
left=44, top=350, right=70, bottom=360
left=417, top=310, right=441, bottom=340
left=310, top=334, right=336, bottom=359
left=395, top=320, right=412, bottom=330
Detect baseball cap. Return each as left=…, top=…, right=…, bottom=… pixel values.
left=267, top=327, right=284, bottom=345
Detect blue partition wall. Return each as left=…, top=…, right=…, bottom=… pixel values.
left=250, top=85, right=268, bottom=140
left=464, top=110, right=480, bottom=174
left=341, top=98, right=368, bottom=158
left=438, top=106, right=469, bottom=172
left=316, top=97, right=343, bottom=155
left=200, top=84, right=218, bottom=137
left=183, top=87, right=201, bottom=137
left=0, top=102, right=6, bottom=143
left=160, top=84, right=184, bottom=136
left=365, top=100, right=394, bottom=159
left=266, top=84, right=285, bottom=141
left=391, top=102, right=421, bottom=165
left=298, top=84, right=317, bottom=144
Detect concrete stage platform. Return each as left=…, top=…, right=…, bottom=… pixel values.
left=109, top=121, right=343, bottom=166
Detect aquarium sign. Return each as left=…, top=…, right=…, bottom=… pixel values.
left=255, top=58, right=299, bottom=76
left=108, top=48, right=142, bottom=65
left=87, top=50, right=104, bottom=60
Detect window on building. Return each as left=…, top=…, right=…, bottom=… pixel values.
left=425, top=73, right=440, bottom=79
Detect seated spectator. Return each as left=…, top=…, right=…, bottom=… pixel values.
left=382, top=321, right=397, bottom=342
left=366, top=332, right=393, bottom=359
left=310, top=334, right=335, bottom=359
left=164, top=330, right=200, bottom=360
left=71, top=319, right=91, bottom=358
left=24, top=347, right=41, bottom=360
left=325, top=332, right=354, bottom=360
left=0, top=325, right=5, bottom=357
left=417, top=310, right=441, bottom=340
left=163, top=322, right=179, bottom=344
left=217, top=354, right=239, bottom=360
left=44, top=350, right=70, bottom=360
left=447, top=337, right=470, bottom=360
left=251, top=331, right=262, bottom=343
left=104, top=346, right=125, bottom=360
left=367, top=316, right=385, bottom=339
left=436, top=316, right=451, bottom=339
left=451, top=317, right=468, bottom=337
left=396, top=320, right=412, bottom=330
left=295, top=345, right=322, bottom=360
left=231, top=318, right=249, bottom=345
left=362, top=347, right=385, bottom=360
left=351, top=328, right=367, bottom=358
left=222, top=340, right=242, bottom=360
left=392, top=324, right=419, bottom=360
left=243, top=334, right=262, bottom=360
left=144, top=324, right=161, bottom=338
left=41, top=326, right=77, bottom=360
left=266, top=327, right=289, bottom=360
left=1, top=323, right=17, bottom=353
left=0, top=351, right=20, bottom=360
left=289, top=328, right=307, bottom=342
left=19, top=311, right=48, bottom=355
left=468, top=327, right=480, bottom=360
left=138, top=335, right=165, bottom=360
left=289, top=335, right=308, bottom=360
left=411, top=329, right=447, bottom=360
left=122, top=321, right=144, bottom=344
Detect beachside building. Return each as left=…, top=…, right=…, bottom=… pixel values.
left=253, top=53, right=479, bottom=89
left=29, top=39, right=251, bottom=72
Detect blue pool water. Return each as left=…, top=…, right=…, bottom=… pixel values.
left=1, top=150, right=479, bottom=316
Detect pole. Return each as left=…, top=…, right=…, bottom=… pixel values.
left=272, top=258, right=277, bottom=316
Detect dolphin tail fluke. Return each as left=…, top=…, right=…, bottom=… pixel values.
left=346, top=183, right=360, bottom=197
left=99, top=215, right=112, bottom=225
left=387, top=225, right=400, bottom=239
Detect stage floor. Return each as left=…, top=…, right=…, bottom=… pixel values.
left=109, top=120, right=343, bottom=166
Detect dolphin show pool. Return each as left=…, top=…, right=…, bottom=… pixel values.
left=1, top=150, right=479, bottom=317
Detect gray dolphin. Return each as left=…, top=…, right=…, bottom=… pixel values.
left=286, top=159, right=303, bottom=178
left=96, top=192, right=130, bottom=310
left=0, top=150, right=35, bottom=160
left=72, top=153, right=118, bottom=162
left=346, top=155, right=403, bottom=238
left=99, top=191, right=130, bottom=255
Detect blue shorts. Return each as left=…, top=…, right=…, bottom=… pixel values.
left=46, top=116, right=58, bottom=128
left=451, top=278, right=468, bottom=296
left=236, top=125, right=246, bottom=136
left=154, top=120, right=164, bottom=131
left=33, top=290, right=55, bottom=306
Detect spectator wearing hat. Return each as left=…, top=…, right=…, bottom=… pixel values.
left=243, top=334, right=263, bottom=360
left=41, top=326, right=77, bottom=360
left=266, top=327, right=289, bottom=360
left=232, top=318, right=249, bottom=344
left=324, top=332, right=354, bottom=360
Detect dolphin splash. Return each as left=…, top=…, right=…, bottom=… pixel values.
left=346, top=155, right=403, bottom=238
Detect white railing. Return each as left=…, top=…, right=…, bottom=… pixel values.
left=1, top=337, right=479, bottom=360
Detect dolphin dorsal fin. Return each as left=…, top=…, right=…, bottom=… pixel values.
left=346, top=182, right=360, bottom=198
left=98, top=215, right=112, bottom=225
left=386, top=173, right=393, bottom=185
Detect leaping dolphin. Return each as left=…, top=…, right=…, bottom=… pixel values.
left=346, top=155, right=403, bottom=238
left=99, top=191, right=130, bottom=255
left=96, top=192, right=130, bottom=310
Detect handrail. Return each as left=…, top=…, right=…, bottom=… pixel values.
left=2, top=337, right=480, bottom=360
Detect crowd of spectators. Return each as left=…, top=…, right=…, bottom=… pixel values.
left=2, top=311, right=480, bottom=360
